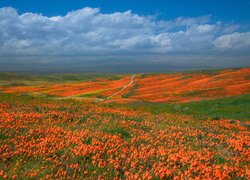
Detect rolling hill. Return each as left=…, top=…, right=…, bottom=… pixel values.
left=0, top=68, right=249, bottom=179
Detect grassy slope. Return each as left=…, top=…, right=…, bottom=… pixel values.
left=0, top=68, right=238, bottom=85
left=0, top=72, right=124, bottom=86
left=2, top=92, right=249, bottom=121
left=122, top=94, right=250, bottom=121
left=1, top=69, right=249, bottom=121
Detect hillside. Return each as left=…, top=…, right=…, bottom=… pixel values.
left=0, top=68, right=249, bottom=103
left=0, top=68, right=249, bottom=179
left=0, top=93, right=249, bottom=179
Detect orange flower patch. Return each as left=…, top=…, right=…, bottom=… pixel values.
left=0, top=94, right=249, bottom=179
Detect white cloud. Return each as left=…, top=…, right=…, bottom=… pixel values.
left=0, top=7, right=250, bottom=57
left=214, top=32, right=250, bottom=50
left=196, top=24, right=216, bottom=33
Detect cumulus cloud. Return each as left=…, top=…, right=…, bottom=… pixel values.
left=214, top=32, right=250, bottom=50
left=0, top=7, right=250, bottom=57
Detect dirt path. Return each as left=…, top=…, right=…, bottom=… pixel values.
left=105, top=74, right=135, bottom=100
left=52, top=75, right=136, bottom=102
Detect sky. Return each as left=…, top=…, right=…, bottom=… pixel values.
left=0, top=0, right=250, bottom=72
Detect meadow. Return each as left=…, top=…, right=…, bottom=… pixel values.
left=0, top=68, right=249, bottom=179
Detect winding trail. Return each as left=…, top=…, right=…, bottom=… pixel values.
left=53, top=74, right=136, bottom=102
left=105, top=74, right=135, bottom=100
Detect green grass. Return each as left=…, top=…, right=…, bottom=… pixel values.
left=103, top=126, right=131, bottom=139
left=245, top=75, right=250, bottom=80
left=125, top=94, right=250, bottom=121
left=0, top=132, right=7, bottom=140
left=178, top=75, right=194, bottom=80
left=139, top=68, right=239, bottom=78
left=0, top=72, right=125, bottom=86
left=77, top=90, right=106, bottom=98
left=181, top=87, right=224, bottom=97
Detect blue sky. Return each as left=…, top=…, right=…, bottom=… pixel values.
left=1, top=0, right=250, bottom=23
left=0, top=0, right=250, bottom=72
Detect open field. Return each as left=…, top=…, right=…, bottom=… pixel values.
left=0, top=68, right=249, bottom=179
left=0, top=68, right=249, bottom=103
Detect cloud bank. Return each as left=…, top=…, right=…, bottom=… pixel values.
left=0, top=7, right=250, bottom=58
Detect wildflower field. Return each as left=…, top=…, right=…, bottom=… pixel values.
left=0, top=68, right=249, bottom=179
